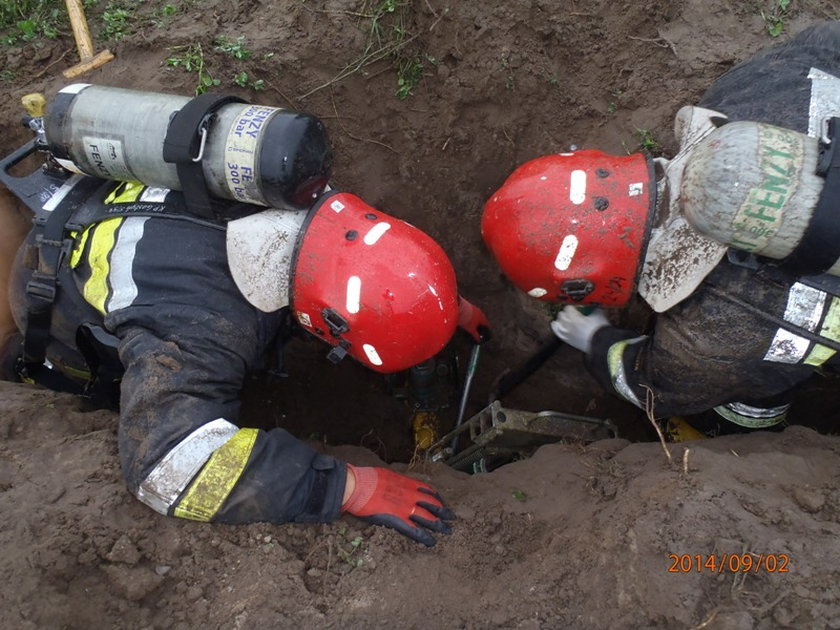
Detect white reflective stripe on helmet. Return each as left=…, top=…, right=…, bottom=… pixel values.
left=226, top=209, right=305, bottom=313
left=137, top=418, right=239, bottom=515
left=606, top=336, right=647, bottom=408
left=713, top=402, right=789, bottom=428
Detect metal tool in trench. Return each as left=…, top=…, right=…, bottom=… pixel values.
left=451, top=342, right=481, bottom=452
left=403, top=343, right=479, bottom=452
left=430, top=401, right=617, bottom=473
left=429, top=306, right=616, bottom=472
left=488, top=306, right=595, bottom=403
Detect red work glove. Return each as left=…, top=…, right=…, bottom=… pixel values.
left=458, top=297, right=492, bottom=344
left=341, top=465, right=456, bottom=547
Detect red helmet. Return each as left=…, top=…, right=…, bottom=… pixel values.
left=291, top=191, right=460, bottom=373
left=481, top=150, right=655, bottom=307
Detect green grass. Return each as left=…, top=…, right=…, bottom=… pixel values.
left=761, top=0, right=791, bottom=37
left=0, top=0, right=66, bottom=45
left=101, top=2, right=134, bottom=41
left=233, top=71, right=265, bottom=91
left=214, top=34, right=252, bottom=60
left=167, top=36, right=269, bottom=95
left=395, top=55, right=425, bottom=99
left=165, top=43, right=221, bottom=94
left=636, top=128, right=663, bottom=156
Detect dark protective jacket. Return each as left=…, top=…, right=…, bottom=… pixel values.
left=10, top=179, right=347, bottom=524
left=586, top=21, right=840, bottom=426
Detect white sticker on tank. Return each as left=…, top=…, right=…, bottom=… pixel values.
left=60, top=83, right=91, bottom=94
left=528, top=288, right=548, bottom=298
left=554, top=235, right=579, bottom=271
left=569, top=169, right=587, bottom=205
left=54, top=158, right=84, bottom=175
left=224, top=104, right=279, bottom=205
left=628, top=182, right=644, bottom=196
left=82, top=136, right=132, bottom=180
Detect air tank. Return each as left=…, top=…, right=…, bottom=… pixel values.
left=44, top=84, right=332, bottom=209
left=679, top=120, right=840, bottom=276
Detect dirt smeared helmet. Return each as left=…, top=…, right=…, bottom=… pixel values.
left=481, top=150, right=656, bottom=307
left=291, top=191, right=460, bottom=373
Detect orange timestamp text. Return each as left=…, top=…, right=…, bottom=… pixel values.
left=668, top=553, right=790, bottom=574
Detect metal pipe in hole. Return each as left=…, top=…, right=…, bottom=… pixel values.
left=451, top=344, right=481, bottom=452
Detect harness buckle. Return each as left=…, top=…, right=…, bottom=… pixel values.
left=25, top=274, right=57, bottom=302
left=817, top=116, right=840, bottom=177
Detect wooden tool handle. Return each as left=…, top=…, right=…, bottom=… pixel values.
left=64, top=0, right=94, bottom=60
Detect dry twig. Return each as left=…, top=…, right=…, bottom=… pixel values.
left=692, top=609, right=719, bottom=630
left=298, top=33, right=420, bottom=100
left=330, top=90, right=396, bottom=153
left=642, top=385, right=673, bottom=465
left=33, top=49, right=73, bottom=79
left=628, top=32, right=678, bottom=56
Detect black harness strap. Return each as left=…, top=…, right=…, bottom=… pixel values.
left=20, top=175, right=101, bottom=390
left=777, top=116, right=840, bottom=277
left=162, top=93, right=247, bottom=221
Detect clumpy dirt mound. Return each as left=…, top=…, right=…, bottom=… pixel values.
left=2, top=0, right=840, bottom=628
left=2, top=381, right=840, bottom=629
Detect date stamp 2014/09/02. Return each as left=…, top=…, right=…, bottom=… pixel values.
left=668, top=553, right=790, bottom=574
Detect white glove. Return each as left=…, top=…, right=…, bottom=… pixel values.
left=550, top=306, right=610, bottom=354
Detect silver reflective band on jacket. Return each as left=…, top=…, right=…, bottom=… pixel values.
left=713, top=402, right=790, bottom=428
left=137, top=418, right=239, bottom=515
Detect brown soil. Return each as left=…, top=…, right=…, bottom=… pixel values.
left=2, top=1, right=840, bottom=628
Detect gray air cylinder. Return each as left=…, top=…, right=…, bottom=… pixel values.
left=44, top=84, right=332, bottom=210
left=680, top=120, right=840, bottom=277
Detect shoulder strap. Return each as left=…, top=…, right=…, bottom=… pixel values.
left=19, top=175, right=101, bottom=387
left=777, top=116, right=840, bottom=276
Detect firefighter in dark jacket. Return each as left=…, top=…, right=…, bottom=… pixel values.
left=481, top=21, right=840, bottom=437
left=0, top=87, right=489, bottom=546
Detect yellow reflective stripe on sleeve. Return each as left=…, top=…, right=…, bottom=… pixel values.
left=804, top=297, right=840, bottom=366
left=606, top=336, right=646, bottom=408
left=82, top=218, right=123, bottom=314
left=104, top=180, right=145, bottom=204
left=69, top=228, right=90, bottom=268
left=173, top=428, right=259, bottom=522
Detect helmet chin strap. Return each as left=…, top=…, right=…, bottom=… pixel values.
left=226, top=208, right=308, bottom=313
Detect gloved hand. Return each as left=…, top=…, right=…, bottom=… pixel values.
left=458, top=297, right=492, bottom=344
left=342, top=465, right=456, bottom=547
left=549, top=306, right=610, bottom=354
